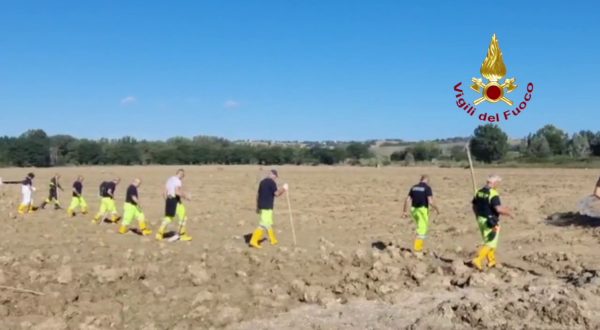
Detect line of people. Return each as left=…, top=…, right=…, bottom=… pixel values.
left=2, top=169, right=194, bottom=241
left=3, top=168, right=517, bottom=271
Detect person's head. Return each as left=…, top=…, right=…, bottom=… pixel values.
left=27, top=172, right=35, bottom=179
left=113, top=177, right=121, bottom=185
left=133, top=178, right=141, bottom=187
left=269, top=169, right=279, bottom=180
left=176, top=169, right=185, bottom=180
left=486, top=174, right=502, bottom=189
left=77, top=175, right=84, bottom=182
left=420, top=174, right=429, bottom=184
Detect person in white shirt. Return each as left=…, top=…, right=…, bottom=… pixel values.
left=3, top=173, right=38, bottom=214
left=156, top=169, right=192, bottom=241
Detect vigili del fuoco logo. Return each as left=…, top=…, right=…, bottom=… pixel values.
left=453, top=34, right=534, bottom=123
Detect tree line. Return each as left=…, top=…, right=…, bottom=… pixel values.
left=1, top=125, right=599, bottom=167
left=389, top=124, right=600, bottom=164
left=0, top=130, right=373, bottom=167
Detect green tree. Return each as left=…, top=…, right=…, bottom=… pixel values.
left=76, top=139, right=103, bottom=165
left=569, top=133, right=591, bottom=158
left=449, top=145, right=468, bottom=161
left=469, top=125, right=508, bottom=163
left=346, top=142, right=372, bottom=160
left=527, top=135, right=552, bottom=158
left=10, top=129, right=51, bottom=167
left=533, top=125, right=568, bottom=155
left=406, top=142, right=441, bottom=161
left=404, top=152, right=415, bottom=166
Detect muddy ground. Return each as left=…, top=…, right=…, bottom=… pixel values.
left=0, top=165, right=599, bottom=330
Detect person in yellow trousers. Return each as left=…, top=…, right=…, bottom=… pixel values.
left=249, top=169, right=288, bottom=249
left=67, top=175, right=88, bottom=217
left=156, top=169, right=192, bottom=241
left=118, top=178, right=152, bottom=236
left=402, top=175, right=439, bottom=253
left=471, top=174, right=513, bottom=271
left=39, top=173, right=64, bottom=210
left=93, top=178, right=121, bottom=224
left=2, top=173, right=38, bottom=214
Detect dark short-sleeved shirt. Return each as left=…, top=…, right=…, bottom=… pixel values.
left=22, top=177, right=32, bottom=186
left=102, top=182, right=116, bottom=198
left=257, top=178, right=278, bottom=210
left=126, top=185, right=138, bottom=205
left=408, top=182, right=433, bottom=208
left=73, top=181, right=83, bottom=197
left=472, top=187, right=501, bottom=218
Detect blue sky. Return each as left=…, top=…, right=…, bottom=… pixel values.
left=1, top=1, right=598, bottom=141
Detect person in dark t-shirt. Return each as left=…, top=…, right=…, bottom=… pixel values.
left=119, top=178, right=151, bottom=236
left=470, top=174, right=513, bottom=271
left=403, top=175, right=439, bottom=253
left=40, top=174, right=64, bottom=210
left=67, top=175, right=88, bottom=217
left=249, top=169, right=288, bottom=249
left=93, top=178, right=121, bottom=224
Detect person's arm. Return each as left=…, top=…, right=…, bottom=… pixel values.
left=428, top=196, right=440, bottom=214
left=176, top=185, right=190, bottom=200
left=132, top=195, right=140, bottom=208
left=256, top=192, right=260, bottom=214
left=58, top=180, right=63, bottom=191
left=72, top=186, right=81, bottom=197
left=402, top=196, right=411, bottom=217
left=275, top=183, right=288, bottom=197
left=491, top=196, right=513, bottom=218
left=594, top=181, right=600, bottom=199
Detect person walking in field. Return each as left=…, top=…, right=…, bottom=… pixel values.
left=118, top=178, right=152, bottom=236
left=39, top=173, right=64, bottom=210
left=402, top=175, right=440, bottom=253
left=67, top=175, right=88, bottom=217
left=93, top=178, right=121, bottom=224
left=156, top=169, right=192, bottom=241
left=2, top=172, right=38, bottom=215
left=470, top=174, right=513, bottom=271
left=249, top=169, right=288, bottom=249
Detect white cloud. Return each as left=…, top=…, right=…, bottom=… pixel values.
left=223, top=99, right=241, bottom=109
left=120, top=96, right=137, bottom=106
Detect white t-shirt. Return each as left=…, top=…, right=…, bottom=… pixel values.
left=166, top=176, right=182, bottom=197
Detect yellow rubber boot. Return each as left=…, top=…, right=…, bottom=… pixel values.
left=118, top=225, right=128, bottom=234
left=267, top=228, right=278, bottom=245
left=81, top=207, right=88, bottom=215
left=92, top=214, right=102, bottom=224
left=414, top=238, right=424, bottom=252
left=249, top=228, right=264, bottom=249
left=155, top=225, right=166, bottom=240
left=67, top=209, right=75, bottom=217
left=111, top=214, right=121, bottom=223
left=139, top=220, right=152, bottom=236
left=472, top=246, right=491, bottom=271
left=487, top=248, right=497, bottom=268
left=179, top=227, right=192, bottom=241
left=18, top=204, right=27, bottom=215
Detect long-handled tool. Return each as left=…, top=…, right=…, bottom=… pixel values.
left=286, top=189, right=297, bottom=246
left=465, top=141, right=477, bottom=193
